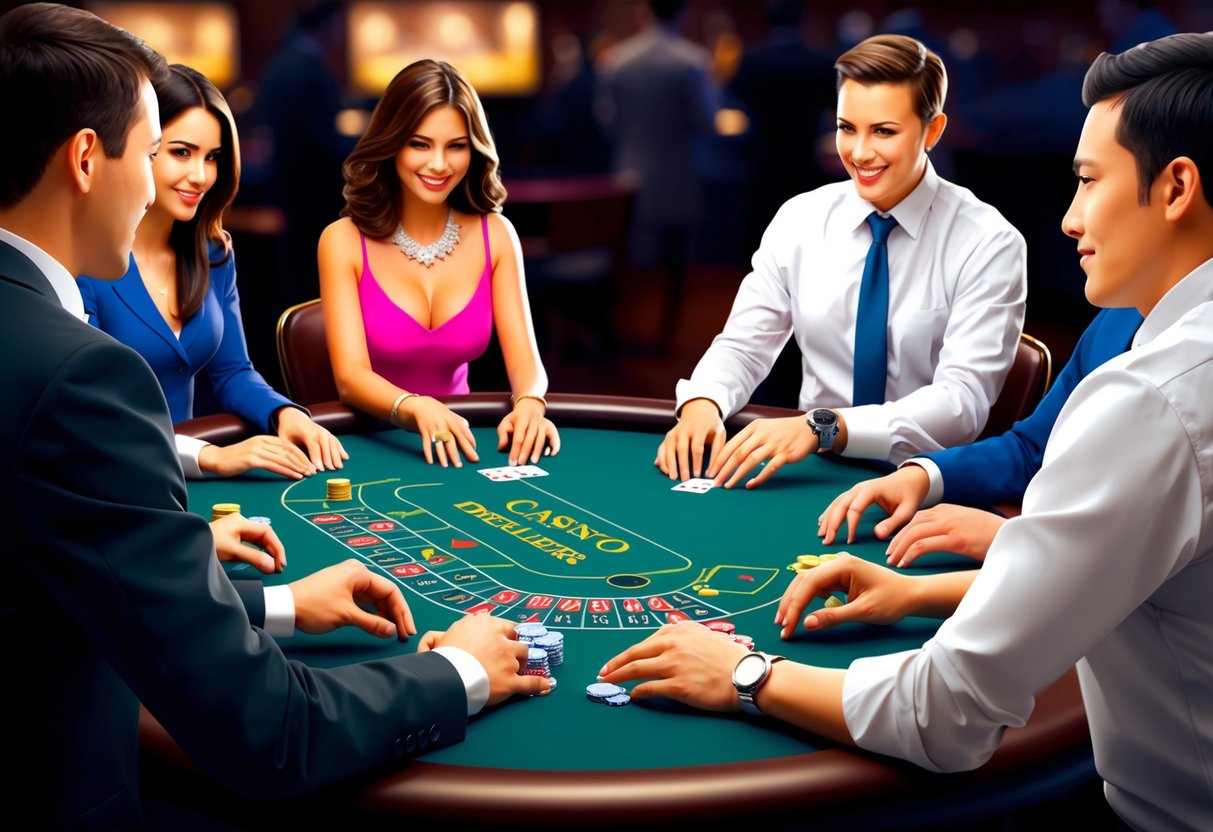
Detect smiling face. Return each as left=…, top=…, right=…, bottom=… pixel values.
left=835, top=79, right=945, bottom=212
left=394, top=106, right=472, bottom=209
left=1062, top=98, right=1169, bottom=313
left=151, top=106, right=222, bottom=224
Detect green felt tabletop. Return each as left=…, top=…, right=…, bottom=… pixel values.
left=189, top=425, right=970, bottom=771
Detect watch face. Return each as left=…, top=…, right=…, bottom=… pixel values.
left=812, top=409, right=837, bottom=427
left=733, top=652, right=766, bottom=687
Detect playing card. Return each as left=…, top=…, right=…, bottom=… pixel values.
left=672, top=478, right=715, bottom=494
left=512, top=465, right=549, bottom=478
left=478, top=466, right=521, bottom=482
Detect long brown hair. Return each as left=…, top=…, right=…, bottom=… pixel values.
left=342, top=59, right=505, bottom=239
left=155, top=64, right=240, bottom=320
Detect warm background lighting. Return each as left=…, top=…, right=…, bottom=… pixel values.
left=90, top=2, right=238, bottom=87
left=350, top=1, right=539, bottom=96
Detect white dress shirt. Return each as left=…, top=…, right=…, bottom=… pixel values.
left=844, top=259, right=1213, bottom=832
left=675, top=163, right=1026, bottom=464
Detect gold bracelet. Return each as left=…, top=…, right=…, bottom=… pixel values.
left=510, top=393, right=547, bottom=412
left=389, top=391, right=416, bottom=425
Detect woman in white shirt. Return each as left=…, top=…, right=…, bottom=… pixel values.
left=657, top=34, right=1026, bottom=488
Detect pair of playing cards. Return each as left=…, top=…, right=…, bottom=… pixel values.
left=672, top=478, right=715, bottom=494
left=477, top=465, right=549, bottom=482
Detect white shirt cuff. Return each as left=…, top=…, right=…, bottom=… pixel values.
left=175, top=433, right=208, bottom=480
left=834, top=405, right=892, bottom=461
left=262, top=585, right=296, bottom=638
left=430, top=646, right=490, bottom=716
left=901, top=458, right=944, bottom=507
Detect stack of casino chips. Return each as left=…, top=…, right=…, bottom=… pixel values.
left=786, top=552, right=843, bottom=573
left=326, top=478, right=352, bottom=502
left=515, top=623, right=561, bottom=691
left=533, top=631, right=564, bottom=667
left=211, top=502, right=240, bottom=522
left=515, top=622, right=548, bottom=645
left=524, top=647, right=557, bottom=689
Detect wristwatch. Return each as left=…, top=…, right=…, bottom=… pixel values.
left=807, top=408, right=839, bottom=452
left=733, top=650, right=786, bottom=716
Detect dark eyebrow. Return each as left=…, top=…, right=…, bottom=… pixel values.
left=410, top=134, right=470, bottom=143
left=165, top=139, right=222, bottom=154
left=835, top=118, right=901, bottom=128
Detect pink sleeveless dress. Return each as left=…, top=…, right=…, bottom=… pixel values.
left=358, top=215, right=493, bottom=395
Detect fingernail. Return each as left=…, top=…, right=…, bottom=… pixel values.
left=597, top=666, right=607, bottom=676
left=509, top=458, right=518, bottom=466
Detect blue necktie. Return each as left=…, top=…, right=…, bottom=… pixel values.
left=853, top=212, right=898, bottom=406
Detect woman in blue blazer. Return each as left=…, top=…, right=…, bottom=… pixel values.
left=79, top=65, right=345, bottom=478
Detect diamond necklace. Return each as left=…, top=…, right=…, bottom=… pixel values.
left=391, top=209, right=461, bottom=267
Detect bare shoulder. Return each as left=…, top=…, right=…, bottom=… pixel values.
left=318, top=216, right=360, bottom=252
left=482, top=210, right=520, bottom=248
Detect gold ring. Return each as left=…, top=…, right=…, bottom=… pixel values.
left=432, top=430, right=453, bottom=443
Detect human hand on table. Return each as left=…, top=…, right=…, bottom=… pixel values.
left=416, top=613, right=550, bottom=704
left=598, top=621, right=749, bottom=711
left=198, top=435, right=317, bottom=479
left=497, top=397, right=560, bottom=465
left=654, top=398, right=727, bottom=481
left=289, top=559, right=416, bottom=640
left=210, top=513, right=285, bottom=574
left=708, top=415, right=817, bottom=489
left=775, top=554, right=920, bottom=639
left=884, top=504, right=1005, bottom=568
left=396, top=395, right=479, bottom=468
left=817, top=465, right=931, bottom=545
left=275, top=405, right=348, bottom=472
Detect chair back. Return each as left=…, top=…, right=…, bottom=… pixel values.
left=979, top=332, right=1052, bottom=440
left=276, top=299, right=338, bottom=406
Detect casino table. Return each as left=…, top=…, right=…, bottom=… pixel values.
left=142, top=394, right=1093, bottom=830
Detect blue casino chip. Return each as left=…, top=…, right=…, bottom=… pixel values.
left=603, top=693, right=631, bottom=707
left=585, top=682, right=625, bottom=701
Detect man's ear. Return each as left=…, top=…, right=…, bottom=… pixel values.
left=1160, top=156, right=1203, bottom=222
left=67, top=129, right=100, bottom=195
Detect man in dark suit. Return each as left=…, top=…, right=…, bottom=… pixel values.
left=0, top=6, right=545, bottom=828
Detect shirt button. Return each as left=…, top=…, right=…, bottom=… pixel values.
left=391, top=737, right=406, bottom=758
left=405, top=734, right=417, bottom=754
left=429, top=723, right=441, bottom=744
left=416, top=729, right=429, bottom=750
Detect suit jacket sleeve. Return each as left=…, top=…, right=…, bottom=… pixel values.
left=927, top=308, right=1139, bottom=507
left=204, top=251, right=295, bottom=431
left=13, top=336, right=467, bottom=800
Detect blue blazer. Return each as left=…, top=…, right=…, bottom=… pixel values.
left=0, top=241, right=466, bottom=829
left=924, top=307, right=1143, bottom=507
left=78, top=245, right=293, bottom=429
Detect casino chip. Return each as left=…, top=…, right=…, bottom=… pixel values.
left=585, top=682, right=626, bottom=702
left=515, top=623, right=548, bottom=644
left=247, top=516, right=272, bottom=525
left=211, top=502, right=240, bottom=521
left=326, top=478, right=352, bottom=501
left=602, top=693, right=631, bottom=707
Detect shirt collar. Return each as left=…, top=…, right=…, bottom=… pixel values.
left=0, top=226, right=85, bottom=320
left=1133, top=257, right=1213, bottom=349
left=841, top=160, right=938, bottom=241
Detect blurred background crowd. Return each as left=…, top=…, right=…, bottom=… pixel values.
left=10, top=0, right=1212, bottom=407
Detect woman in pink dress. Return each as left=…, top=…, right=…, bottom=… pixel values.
left=319, top=59, right=559, bottom=467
